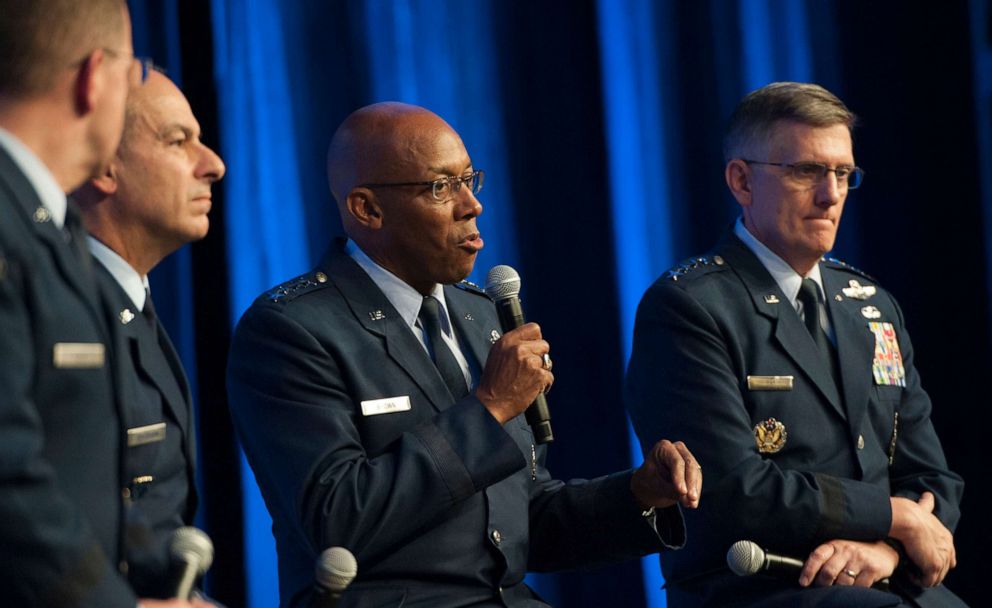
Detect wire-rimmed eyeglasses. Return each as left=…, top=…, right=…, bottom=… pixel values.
left=742, top=159, right=864, bottom=190
left=360, top=170, right=485, bottom=203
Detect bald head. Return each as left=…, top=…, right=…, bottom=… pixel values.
left=118, top=70, right=183, bottom=152
left=327, top=102, right=463, bottom=229
left=326, top=102, right=483, bottom=294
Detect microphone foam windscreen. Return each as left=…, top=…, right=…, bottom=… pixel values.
left=726, top=540, right=763, bottom=576
left=484, top=265, right=521, bottom=301
left=316, top=547, right=358, bottom=592
left=170, top=527, right=214, bottom=573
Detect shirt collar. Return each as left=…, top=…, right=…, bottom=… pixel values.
left=88, top=236, right=150, bottom=310
left=346, top=241, right=450, bottom=332
left=734, top=217, right=824, bottom=308
left=0, top=126, right=68, bottom=229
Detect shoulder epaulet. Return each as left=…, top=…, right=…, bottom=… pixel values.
left=822, top=256, right=876, bottom=283
left=265, top=270, right=331, bottom=303
left=454, top=279, right=489, bottom=298
left=663, top=255, right=728, bottom=282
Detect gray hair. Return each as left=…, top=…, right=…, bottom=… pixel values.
left=723, top=82, right=856, bottom=161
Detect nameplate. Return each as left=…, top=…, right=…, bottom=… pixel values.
left=127, top=422, right=167, bottom=447
left=746, top=375, right=794, bottom=391
left=53, top=342, right=105, bottom=369
left=361, top=396, right=412, bottom=417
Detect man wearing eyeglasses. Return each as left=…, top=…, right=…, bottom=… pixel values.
left=228, top=101, right=702, bottom=607
left=626, top=82, right=965, bottom=607
left=0, top=1, right=200, bottom=606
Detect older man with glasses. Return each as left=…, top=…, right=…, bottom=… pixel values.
left=227, top=101, right=703, bottom=607
left=626, top=82, right=965, bottom=608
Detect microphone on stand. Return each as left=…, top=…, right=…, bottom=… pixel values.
left=169, top=527, right=213, bottom=600
left=311, top=546, right=357, bottom=608
left=484, top=265, right=553, bottom=444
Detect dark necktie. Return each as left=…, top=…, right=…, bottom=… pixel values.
left=418, top=296, right=469, bottom=400
left=142, top=287, right=159, bottom=338
left=798, top=278, right=835, bottom=365
left=63, top=202, right=93, bottom=275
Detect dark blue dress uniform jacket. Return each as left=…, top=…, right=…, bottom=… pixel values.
left=228, top=246, right=685, bottom=608
left=0, top=147, right=137, bottom=605
left=94, top=264, right=198, bottom=598
left=626, top=232, right=965, bottom=608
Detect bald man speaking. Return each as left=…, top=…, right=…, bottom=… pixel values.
left=227, top=102, right=701, bottom=607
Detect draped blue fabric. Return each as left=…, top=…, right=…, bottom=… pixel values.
left=356, top=0, right=520, bottom=281
left=594, top=1, right=675, bottom=604
left=971, top=0, right=992, bottom=328
left=124, top=1, right=988, bottom=605
left=209, top=2, right=310, bottom=603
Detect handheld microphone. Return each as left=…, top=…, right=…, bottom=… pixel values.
left=727, top=540, right=890, bottom=591
left=484, top=265, right=553, bottom=444
left=169, top=527, right=213, bottom=600
left=311, top=547, right=358, bottom=608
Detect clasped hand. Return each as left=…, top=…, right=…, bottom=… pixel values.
left=799, top=491, right=956, bottom=589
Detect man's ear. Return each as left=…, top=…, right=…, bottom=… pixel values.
left=346, top=188, right=384, bottom=229
left=725, top=159, right=753, bottom=208
left=90, top=161, right=119, bottom=196
left=72, top=49, right=105, bottom=116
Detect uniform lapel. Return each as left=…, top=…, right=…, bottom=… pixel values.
left=97, top=262, right=191, bottom=433
left=323, top=248, right=456, bottom=412
left=444, top=284, right=496, bottom=372
left=0, top=151, right=107, bottom=336
left=129, top=321, right=190, bottom=433
left=822, top=267, right=874, bottom=432
left=718, top=235, right=845, bottom=417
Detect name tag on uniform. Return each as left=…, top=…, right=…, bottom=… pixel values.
left=747, top=375, right=794, bottom=391
left=52, top=342, right=105, bottom=369
left=127, top=422, right=167, bottom=447
left=361, top=396, right=411, bottom=417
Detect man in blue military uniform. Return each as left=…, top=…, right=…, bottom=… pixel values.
left=74, top=70, right=225, bottom=601
left=1, top=1, right=201, bottom=605
left=626, top=82, right=965, bottom=607
left=227, top=102, right=702, bottom=607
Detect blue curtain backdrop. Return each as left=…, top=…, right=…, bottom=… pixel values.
left=129, top=1, right=990, bottom=606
